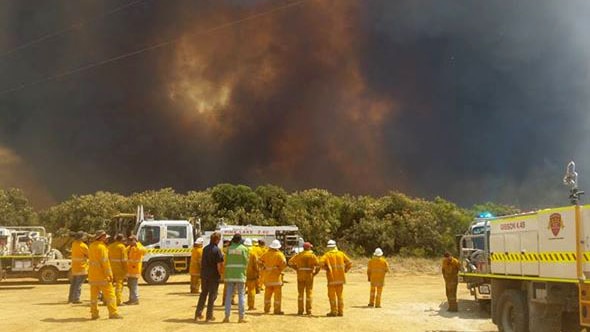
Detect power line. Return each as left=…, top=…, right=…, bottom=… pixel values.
left=0, top=0, right=148, bottom=59
left=0, top=0, right=307, bottom=96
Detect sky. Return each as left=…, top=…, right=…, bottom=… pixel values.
left=0, top=0, right=589, bottom=209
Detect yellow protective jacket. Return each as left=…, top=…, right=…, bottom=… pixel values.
left=88, top=240, right=113, bottom=285
left=249, top=245, right=263, bottom=259
left=189, top=246, right=203, bottom=277
left=127, top=243, right=147, bottom=278
left=246, top=248, right=259, bottom=281
left=259, top=249, right=287, bottom=286
left=367, top=256, right=389, bottom=287
left=108, top=241, right=128, bottom=279
left=288, top=249, right=320, bottom=282
left=71, top=240, right=89, bottom=276
left=320, top=248, right=352, bottom=286
left=442, top=257, right=460, bottom=282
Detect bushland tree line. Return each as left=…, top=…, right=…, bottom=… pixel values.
left=0, top=185, right=520, bottom=257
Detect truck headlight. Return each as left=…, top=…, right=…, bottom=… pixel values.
left=479, top=285, right=490, bottom=294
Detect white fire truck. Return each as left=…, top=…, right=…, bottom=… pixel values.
left=204, top=222, right=304, bottom=258
left=459, top=161, right=589, bottom=332
left=0, top=226, right=71, bottom=283
left=110, top=207, right=303, bottom=285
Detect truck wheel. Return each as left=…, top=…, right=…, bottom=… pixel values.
left=497, top=289, right=528, bottom=332
left=38, top=266, right=59, bottom=284
left=144, top=261, right=170, bottom=285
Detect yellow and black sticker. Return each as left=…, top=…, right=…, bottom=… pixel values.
left=146, top=248, right=192, bottom=254
left=490, top=251, right=582, bottom=263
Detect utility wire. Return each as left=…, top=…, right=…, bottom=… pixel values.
left=0, top=0, right=307, bottom=96
left=0, top=0, right=148, bottom=59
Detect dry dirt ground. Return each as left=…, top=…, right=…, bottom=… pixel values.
left=1, top=270, right=497, bottom=332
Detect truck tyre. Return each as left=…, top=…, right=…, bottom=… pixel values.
left=144, top=261, right=170, bottom=285
left=38, top=266, right=59, bottom=284
left=497, top=289, right=528, bottom=332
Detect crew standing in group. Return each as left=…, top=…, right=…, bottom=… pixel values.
left=367, top=248, right=389, bottom=308
left=108, top=234, right=128, bottom=306
left=125, top=235, right=146, bottom=305
left=442, top=251, right=460, bottom=312
left=259, top=239, right=287, bottom=315
left=288, top=241, right=320, bottom=315
left=88, top=230, right=121, bottom=319
left=320, top=239, right=352, bottom=317
left=243, top=238, right=259, bottom=311
left=195, top=232, right=224, bottom=322
left=223, top=233, right=249, bottom=323
left=68, top=231, right=88, bottom=304
left=189, top=238, right=204, bottom=294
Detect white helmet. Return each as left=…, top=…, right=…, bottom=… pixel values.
left=327, top=239, right=336, bottom=248
left=195, top=237, right=204, bottom=245
left=243, top=238, right=252, bottom=246
left=269, top=239, right=281, bottom=249
left=373, top=248, right=383, bottom=257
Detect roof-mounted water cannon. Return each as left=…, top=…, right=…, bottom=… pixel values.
left=563, top=161, right=584, bottom=205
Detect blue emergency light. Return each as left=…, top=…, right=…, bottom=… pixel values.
left=478, top=212, right=494, bottom=218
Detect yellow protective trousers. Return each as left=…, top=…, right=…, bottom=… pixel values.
left=327, top=284, right=344, bottom=315
left=190, top=275, right=201, bottom=294
left=246, top=280, right=257, bottom=309
left=445, top=280, right=458, bottom=310
left=90, top=283, right=118, bottom=318
left=112, top=276, right=125, bottom=305
left=297, top=279, right=314, bottom=314
left=264, top=285, right=282, bottom=314
left=369, top=286, right=383, bottom=307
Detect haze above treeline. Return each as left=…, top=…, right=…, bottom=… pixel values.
left=1, top=1, right=590, bottom=209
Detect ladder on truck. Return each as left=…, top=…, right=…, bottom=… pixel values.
left=564, top=161, right=590, bottom=327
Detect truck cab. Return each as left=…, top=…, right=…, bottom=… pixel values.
left=459, top=217, right=493, bottom=309
left=137, top=220, right=194, bottom=249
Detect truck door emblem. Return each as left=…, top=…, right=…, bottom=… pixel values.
left=548, top=213, right=564, bottom=236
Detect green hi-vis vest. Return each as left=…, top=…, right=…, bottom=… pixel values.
left=224, top=243, right=249, bottom=283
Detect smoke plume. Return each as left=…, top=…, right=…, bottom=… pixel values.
left=1, top=0, right=589, bottom=209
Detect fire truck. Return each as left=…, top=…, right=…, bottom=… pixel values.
left=0, top=226, right=71, bottom=283
left=459, top=161, right=589, bottom=332
left=109, top=207, right=303, bottom=285
left=205, top=222, right=304, bottom=258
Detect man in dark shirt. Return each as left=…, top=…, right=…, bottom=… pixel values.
left=195, top=232, right=224, bottom=322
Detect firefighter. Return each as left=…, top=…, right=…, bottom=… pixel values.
left=243, top=238, right=259, bottom=311
left=222, top=233, right=249, bottom=323
left=367, top=248, right=389, bottom=308
left=288, top=241, right=320, bottom=315
left=442, top=251, right=460, bottom=312
left=125, top=235, right=147, bottom=305
left=221, top=239, right=236, bottom=306
left=320, top=239, right=352, bottom=317
left=68, top=231, right=88, bottom=304
left=189, top=238, right=204, bottom=294
left=259, top=239, right=287, bottom=315
left=88, top=230, right=121, bottom=319
left=108, top=234, right=128, bottom=306
left=257, top=239, right=269, bottom=293
left=251, top=238, right=264, bottom=293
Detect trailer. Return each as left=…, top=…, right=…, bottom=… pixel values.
left=0, top=226, right=71, bottom=283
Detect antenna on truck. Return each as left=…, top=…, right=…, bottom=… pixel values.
left=564, top=161, right=584, bottom=205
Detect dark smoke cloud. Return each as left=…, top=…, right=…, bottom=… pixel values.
left=0, top=0, right=589, bottom=209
